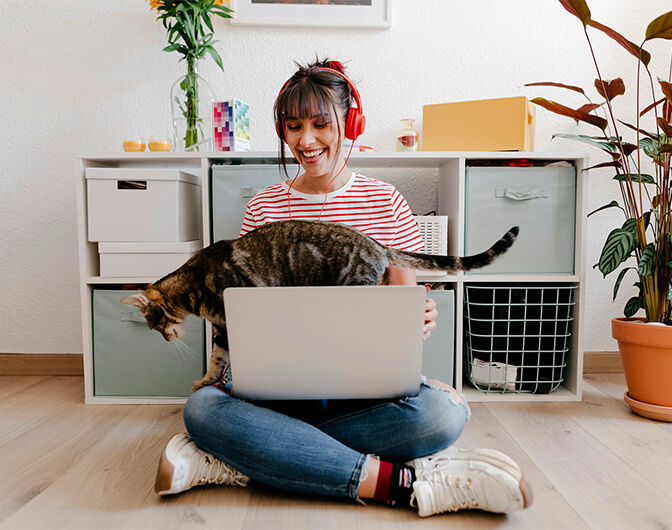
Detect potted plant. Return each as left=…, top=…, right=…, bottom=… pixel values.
left=147, top=0, right=233, bottom=151
left=527, top=0, right=672, bottom=421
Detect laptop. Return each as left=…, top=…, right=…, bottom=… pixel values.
left=223, top=285, right=426, bottom=400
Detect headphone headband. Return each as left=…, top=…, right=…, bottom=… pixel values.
left=276, top=66, right=366, bottom=141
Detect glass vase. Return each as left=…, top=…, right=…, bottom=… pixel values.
left=396, top=118, right=419, bottom=152
left=171, top=57, right=214, bottom=152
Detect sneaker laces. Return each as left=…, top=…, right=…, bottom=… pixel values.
left=193, top=452, right=249, bottom=487
left=411, top=455, right=480, bottom=513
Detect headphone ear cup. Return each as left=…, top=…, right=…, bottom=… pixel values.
left=345, top=108, right=365, bottom=140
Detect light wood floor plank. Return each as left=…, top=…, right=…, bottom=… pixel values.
left=0, top=376, right=82, bottom=448
left=0, top=376, right=48, bottom=400
left=486, top=400, right=672, bottom=529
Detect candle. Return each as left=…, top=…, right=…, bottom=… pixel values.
left=123, top=140, right=146, bottom=152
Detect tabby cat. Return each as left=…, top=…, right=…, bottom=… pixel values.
left=122, top=219, right=518, bottom=392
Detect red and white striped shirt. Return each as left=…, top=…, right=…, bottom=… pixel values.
left=240, top=172, right=424, bottom=252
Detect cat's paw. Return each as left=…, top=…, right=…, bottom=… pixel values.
left=191, top=378, right=210, bottom=393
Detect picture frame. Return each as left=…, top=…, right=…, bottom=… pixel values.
left=229, top=0, right=391, bottom=29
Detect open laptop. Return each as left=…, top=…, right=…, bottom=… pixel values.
left=223, top=285, right=426, bottom=400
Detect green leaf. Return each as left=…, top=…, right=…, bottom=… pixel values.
left=638, top=244, right=657, bottom=276
left=552, top=133, right=618, bottom=155
left=668, top=283, right=672, bottom=301
left=613, top=173, right=655, bottom=183
left=205, top=45, right=224, bottom=71
left=598, top=228, right=636, bottom=276
left=587, top=200, right=621, bottom=217
left=645, top=11, right=672, bottom=40
left=624, top=296, right=642, bottom=318
left=613, top=267, right=636, bottom=301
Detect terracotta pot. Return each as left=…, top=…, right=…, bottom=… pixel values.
left=611, top=318, right=672, bottom=407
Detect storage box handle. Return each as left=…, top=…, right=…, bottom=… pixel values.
left=495, top=187, right=548, bottom=201
left=117, top=181, right=147, bottom=190
left=120, top=309, right=147, bottom=323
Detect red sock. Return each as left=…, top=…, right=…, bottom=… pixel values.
left=372, top=460, right=393, bottom=502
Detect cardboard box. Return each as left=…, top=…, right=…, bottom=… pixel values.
left=422, top=96, right=535, bottom=152
left=213, top=99, right=250, bottom=152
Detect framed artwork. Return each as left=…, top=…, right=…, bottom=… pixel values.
left=230, top=0, right=391, bottom=29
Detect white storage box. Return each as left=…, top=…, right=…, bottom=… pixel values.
left=98, top=240, right=202, bottom=278
left=86, top=168, right=201, bottom=242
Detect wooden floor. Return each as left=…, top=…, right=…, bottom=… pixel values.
left=1, top=374, right=671, bottom=530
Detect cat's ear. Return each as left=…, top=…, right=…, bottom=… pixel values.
left=121, top=293, right=149, bottom=310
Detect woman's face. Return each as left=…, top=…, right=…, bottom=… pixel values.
left=283, top=107, right=344, bottom=180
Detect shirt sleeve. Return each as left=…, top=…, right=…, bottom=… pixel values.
left=390, top=188, right=424, bottom=252
left=239, top=200, right=259, bottom=237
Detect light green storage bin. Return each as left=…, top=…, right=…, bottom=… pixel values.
left=211, top=164, right=297, bottom=241
left=422, top=290, right=455, bottom=386
left=465, top=166, right=576, bottom=274
left=92, top=289, right=205, bottom=398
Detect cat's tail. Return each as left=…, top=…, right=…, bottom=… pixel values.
left=386, top=226, right=519, bottom=272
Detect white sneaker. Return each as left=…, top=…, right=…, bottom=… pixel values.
left=154, top=433, right=250, bottom=495
left=408, top=446, right=532, bottom=516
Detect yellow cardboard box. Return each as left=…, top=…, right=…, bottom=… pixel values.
left=422, top=96, right=535, bottom=152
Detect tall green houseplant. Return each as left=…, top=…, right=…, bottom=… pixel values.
left=528, top=0, right=672, bottom=324
left=148, top=0, right=233, bottom=150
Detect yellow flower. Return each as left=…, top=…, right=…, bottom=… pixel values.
left=148, top=0, right=162, bottom=9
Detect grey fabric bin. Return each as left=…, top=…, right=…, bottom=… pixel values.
left=465, top=166, right=576, bottom=274
left=422, top=289, right=455, bottom=386
left=211, top=164, right=297, bottom=241
left=92, top=289, right=205, bottom=398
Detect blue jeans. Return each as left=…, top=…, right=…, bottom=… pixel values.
left=183, top=380, right=471, bottom=500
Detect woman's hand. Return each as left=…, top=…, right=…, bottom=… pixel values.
left=388, top=266, right=439, bottom=340
left=423, top=284, right=438, bottom=340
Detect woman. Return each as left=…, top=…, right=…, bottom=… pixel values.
left=154, top=59, right=532, bottom=517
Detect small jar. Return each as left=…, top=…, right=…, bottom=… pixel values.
left=123, top=136, right=146, bottom=152
left=396, top=118, right=419, bottom=152
left=148, top=136, right=172, bottom=152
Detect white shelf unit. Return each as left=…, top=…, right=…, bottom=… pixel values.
left=77, top=151, right=587, bottom=404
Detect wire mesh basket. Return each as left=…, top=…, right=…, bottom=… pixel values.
left=464, top=284, right=577, bottom=394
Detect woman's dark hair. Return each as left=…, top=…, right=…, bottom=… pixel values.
left=274, top=58, right=355, bottom=179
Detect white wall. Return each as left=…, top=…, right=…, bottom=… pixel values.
left=1, top=0, right=669, bottom=354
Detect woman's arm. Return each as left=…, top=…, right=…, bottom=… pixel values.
left=387, top=265, right=437, bottom=340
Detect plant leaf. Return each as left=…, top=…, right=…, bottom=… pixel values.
left=552, top=133, right=618, bottom=154
left=598, top=228, right=636, bottom=276
left=645, top=11, right=672, bottom=41
left=613, top=267, right=636, bottom=300
left=583, top=160, right=622, bottom=172
left=588, top=200, right=621, bottom=217
left=613, top=173, right=655, bottom=183
left=640, top=97, right=666, bottom=117
left=205, top=45, right=224, bottom=71
left=595, top=78, right=625, bottom=101
left=657, top=117, right=672, bottom=137
left=531, top=98, right=608, bottom=130
left=624, top=296, right=642, bottom=318
left=578, top=103, right=602, bottom=114
left=638, top=244, right=657, bottom=276
left=660, top=79, right=672, bottom=105
left=524, top=82, right=586, bottom=95
left=588, top=20, right=652, bottom=65
left=559, top=0, right=591, bottom=26
left=618, top=120, right=658, bottom=139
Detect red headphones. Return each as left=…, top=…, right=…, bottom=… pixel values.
left=276, top=67, right=366, bottom=141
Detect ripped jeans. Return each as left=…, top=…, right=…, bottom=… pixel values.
left=183, top=379, right=471, bottom=499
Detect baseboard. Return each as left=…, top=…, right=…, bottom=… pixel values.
left=0, top=353, right=84, bottom=376
left=0, top=351, right=621, bottom=377
left=583, top=351, right=623, bottom=374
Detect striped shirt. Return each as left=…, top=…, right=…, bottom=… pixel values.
left=240, top=172, right=424, bottom=251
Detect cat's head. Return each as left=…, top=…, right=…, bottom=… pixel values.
left=121, top=287, right=186, bottom=341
